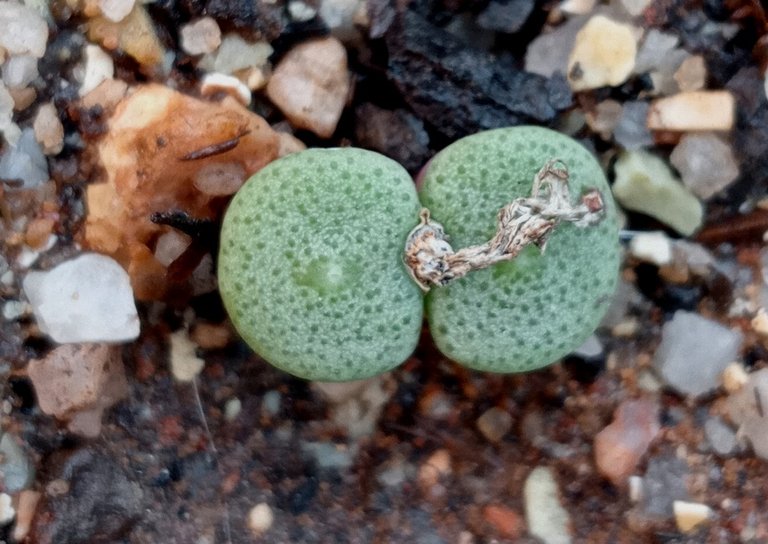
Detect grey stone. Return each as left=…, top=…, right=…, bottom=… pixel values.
left=0, top=433, right=34, bottom=493
left=653, top=311, right=743, bottom=398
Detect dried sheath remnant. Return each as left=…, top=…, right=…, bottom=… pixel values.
left=404, top=160, right=606, bottom=291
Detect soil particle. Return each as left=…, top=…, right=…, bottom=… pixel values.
left=384, top=9, right=572, bottom=140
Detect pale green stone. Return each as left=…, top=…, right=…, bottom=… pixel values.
left=612, top=150, right=704, bottom=236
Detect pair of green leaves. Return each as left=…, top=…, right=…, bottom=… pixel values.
left=218, top=126, right=619, bottom=381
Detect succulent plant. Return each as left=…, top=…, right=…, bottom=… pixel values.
left=218, top=148, right=424, bottom=381
left=418, top=126, right=620, bottom=372
left=218, top=126, right=619, bottom=381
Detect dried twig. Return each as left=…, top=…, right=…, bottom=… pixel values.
left=404, top=160, right=606, bottom=292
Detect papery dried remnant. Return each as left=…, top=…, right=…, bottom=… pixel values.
left=404, top=160, right=605, bottom=291
left=85, top=84, right=279, bottom=300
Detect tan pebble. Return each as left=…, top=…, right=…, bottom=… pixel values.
left=277, top=131, right=306, bottom=157
left=33, top=102, right=64, bottom=155
left=191, top=322, right=232, bottom=350
left=80, top=78, right=129, bottom=110
left=180, top=17, right=221, bottom=55
left=567, top=15, right=638, bottom=91
left=200, top=72, right=251, bottom=106
left=27, top=344, right=127, bottom=422
left=12, top=490, right=40, bottom=542
left=238, top=66, right=268, bottom=91
left=45, top=478, right=70, bottom=496
left=476, top=407, right=512, bottom=442
left=24, top=217, right=56, bottom=248
left=418, top=449, right=451, bottom=488
left=170, top=329, right=204, bottom=382
left=9, top=86, right=36, bottom=111
left=266, top=37, right=350, bottom=138
left=559, top=0, right=597, bottom=15
left=673, top=500, right=713, bottom=533
left=612, top=318, right=639, bottom=338
left=247, top=503, right=274, bottom=535
left=751, top=308, right=768, bottom=337
left=647, top=91, right=734, bottom=131
left=722, top=362, right=748, bottom=394
left=673, top=55, right=706, bottom=92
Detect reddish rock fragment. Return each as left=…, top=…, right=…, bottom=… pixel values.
left=594, top=397, right=661, bottom=486
left=85, top=84, right=279, bottom=299
left=266, top=37, right=350, bottom=138
left=27, top=344, right=128, bottom=437
left=483, top=505, right=524, bottom=539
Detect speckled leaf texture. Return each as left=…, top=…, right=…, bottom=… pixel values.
left=420, top=126, right=620, bottom=373
left=219, top=148, right=423, bottom=381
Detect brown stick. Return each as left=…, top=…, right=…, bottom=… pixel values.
left=403, top=160, right=606, bottom=292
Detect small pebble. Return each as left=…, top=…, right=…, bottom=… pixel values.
left=27, top=344, right=128, bottom=435
left=3, top=55, right=38, bottom=88
left=567, top=15, right=638, bottom=91
left=476, top=407, right=513, bottom=442
left=704, top=416, right=738, bottom=456
left=153, top=230, right=192, bottom=267
left=629, top=231, right=673, bottom=266
left=483, top=504, right=524, bottom=539
left=11, top=490, right=40, bottom=542
left=0, top=81, right=20, bottom=144
left=33, top=102, right=64, bottom=155
left=524, top=466, right=572, bottom=544
left=0, top=493, right=14, bottom=526
left=559, top=0, right=596, bottom=15
left=594, top=397, right=660, bottom=486
left=200, top=72, right=251, bottom=106
left=2, top=300, right=26, bottom=320
left=190, top=322, right=231, bottom=349
left=169, top=329, right=205, bottom=382
left=180, top=17, right=222, bottom=56
left=79, top=44, right=114, bottom=97
left=526, top=16, right=586, bottom=78
left=653, top=311, right=743, bottom=398
left=647, top=91, right=735, bottom=131
left=642, top=455, right=689, bottom=516
left=727, top=368, right=768, bottom=460
left=618, top=0, right=651, bottom=16
left=752, top=308, right=768, bottom=337
left=673, top=500, right=713, bottom=533
left=262, top=391, right=282, bottom=415
left=23, top=253, right=140, bottom=343
left=0, top=127, right=49, bottom=188
left=302, top=441, right=355, bottom=470
left=670, top=133, right=739, bottom=200
left=674, top=55, right=706, bottom=92
left=585, top=99, right=622, bottom=140
left=224, top=398, right=241, bottom=421
left=288, top=0, right=317, bottom=21
left=722, top=362, right=748, bottom=394
left=634, top=29, right=679, bottom=74
left=98, top=0, right=135, bottom=22
left=319, top=0, right=365, bottom=41
left=418, top=449, right=452, bottom=489
left=266, top=37, right=350, bottom=138
left=193, top=160, right=248, bottom=196
left=247, top=503, right=274, bottom=536
left=0, top=434, right=33, bottom=492
left=612, top=150, right=703, bottom=236
left=0, top=2, right=49, bottom=58
left=628, top=475, right=643, bottom=503
left=613, top=101, right=653, bottom=150
left=199, top=34, right=272, bottom=75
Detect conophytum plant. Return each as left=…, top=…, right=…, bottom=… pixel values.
left=218, top=126, right=620, bottom=381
